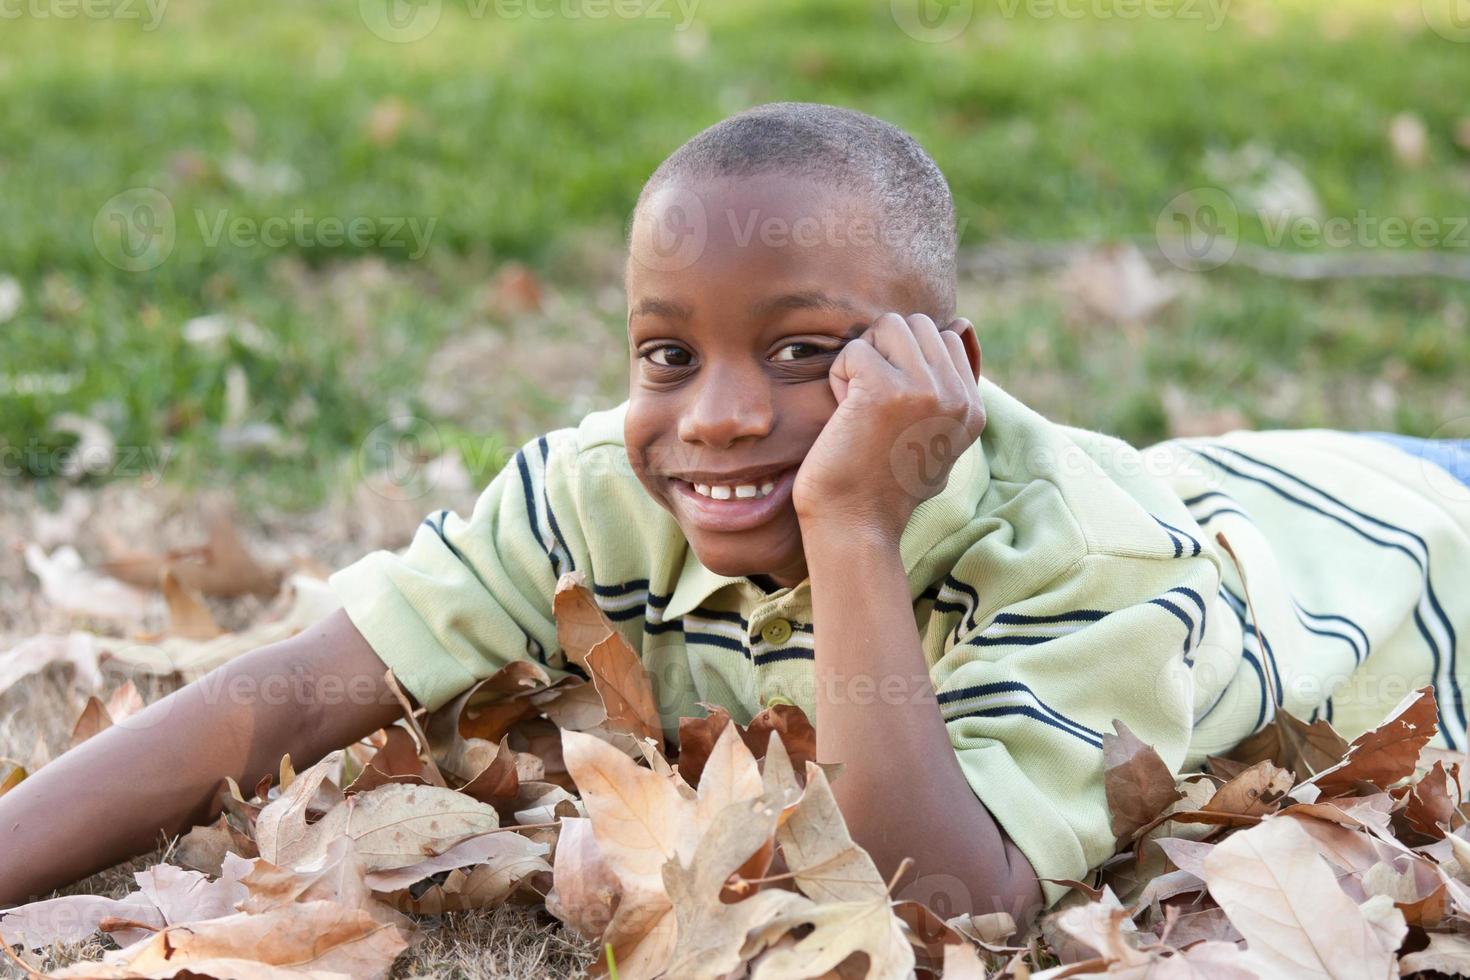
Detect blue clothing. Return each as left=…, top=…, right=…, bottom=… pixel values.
left=1359, top=433, right=1470, bottom=490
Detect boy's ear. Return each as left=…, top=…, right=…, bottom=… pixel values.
left=948, top=317, right=983, bottom=384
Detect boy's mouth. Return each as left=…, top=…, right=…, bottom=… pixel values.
left=666, top=464, right=799, bottom=533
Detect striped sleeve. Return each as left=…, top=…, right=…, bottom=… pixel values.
left=327, top=430, right=585, bottom=712
left=933, top=548, right=1220, bottom=907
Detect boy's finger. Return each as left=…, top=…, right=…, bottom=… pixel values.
left=940, top=329, right=972, bottom=385
left=830, top=335, right=900, bottom=402
left=905, top=313, right=953, bottom=378
left=864, top=311, right=928, bottom=377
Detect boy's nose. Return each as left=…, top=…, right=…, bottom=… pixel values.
left=677, top=371, right=773, bottom=448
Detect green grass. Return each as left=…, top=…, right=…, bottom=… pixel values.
left=3, top=0, right=1470, bottom=509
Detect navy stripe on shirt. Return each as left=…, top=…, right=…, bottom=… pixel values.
left=939, top=680, right=1103, bottom=748
left=1191, top=444, right=1462, bottom=747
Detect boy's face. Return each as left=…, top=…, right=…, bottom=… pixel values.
left=623, top=175, right=940, bottom=588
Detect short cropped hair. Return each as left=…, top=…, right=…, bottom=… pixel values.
left=633, top=102, right=957, bottom=320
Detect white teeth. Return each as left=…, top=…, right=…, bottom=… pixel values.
left=688, top=471, right=785, bottom=500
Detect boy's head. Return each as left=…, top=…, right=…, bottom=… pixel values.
left=622, top=102, right=977, bottom=589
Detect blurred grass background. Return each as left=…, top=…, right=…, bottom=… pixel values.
left=3, top=0, right=1469, bottom=514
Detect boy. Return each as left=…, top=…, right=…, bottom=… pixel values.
left=3, top=103, right=1469, bottom=924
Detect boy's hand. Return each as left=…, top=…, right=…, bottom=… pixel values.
left=793, top=312, right=985, bottom=542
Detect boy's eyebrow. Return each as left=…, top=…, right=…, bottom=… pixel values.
left=631, top=297, right=694, bottom=320
left=750, top=290, right=864, bottom=321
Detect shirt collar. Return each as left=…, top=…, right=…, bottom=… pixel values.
left=661, top=381, right=1001, bottom=621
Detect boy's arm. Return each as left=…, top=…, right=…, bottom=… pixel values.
left=791, top=311, right=1043, bottom=918
left=802, top=525, right=1046, bottom=922
left=0, top=608, right=401, bottom=908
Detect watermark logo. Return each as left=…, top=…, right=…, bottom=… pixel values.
left=1415, top=418, right=1470, bottom=505
left=891, top=0, right=974, bottom=42
left=1155, top=186, right=1240, bottom=272
left=93, top=187, right=175, bottom=272
left=355, top=417, right=447, bottom=502
left=628, top=184, right=709, bottom=273
left=1423, top=0, right=1470, bottom=42
left=889, top=415, right=981, bottom=502
left=359, top=0, right=442, bottom=41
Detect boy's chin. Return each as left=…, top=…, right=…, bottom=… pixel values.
left=685, top=527, right=807, bottom=585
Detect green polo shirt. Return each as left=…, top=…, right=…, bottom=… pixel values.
left=329, top=374, right=1470, bottom=906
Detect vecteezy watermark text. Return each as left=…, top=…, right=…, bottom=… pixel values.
left=890, top=0, right=1228, bottom=43
left=0, top=0, right=166, bottom=29
left=196, top=209, right=437, bottom=260
left=358, top=0, right=700, bottom=43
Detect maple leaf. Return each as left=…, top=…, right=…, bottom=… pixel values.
left=56, top=900, right=411, bottom=980
left=739, top=892, right=915, bottom=980
left=1311, top=686, right=1438, bottom=797
left=0, top=856, right=251, bottom=952
left=1104, top=719, right=1184, bottom=840
left=547, top=816, right=623, bottom=940
left=769, top=756, right=887, bottom=904
left=1201, top=816, right=1402, bottom=977
left=676, top=701, right=817, bottom=788
left=661, top=792, right=811, bottom=980
left=1226, top=707, right=1349, bottom=779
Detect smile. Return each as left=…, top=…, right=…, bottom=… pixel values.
left=668, top=466, right=799, bottom=533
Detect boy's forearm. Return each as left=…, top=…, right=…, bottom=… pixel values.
left=801, top=522, right=1044, bottom=924
left=0, top=609, right=400, bottom=908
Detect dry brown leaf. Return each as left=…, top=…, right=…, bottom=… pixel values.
left=106, top=573, right=342, bottom=679
left=0, top=858, right=250, bottom=952
left=738, top=893, right=915, bottom=980
left=1399, top=930, right=1470, bottom=973
left=99, top=500, right=282, bottom=599
left=160, top=567, right=222, bottom=639
left=775, top=760, right=887, bottom=904
left=1104, top=719, right=1184, bottom=840
left=1201, top=816, right=1401, bottom=977
left=71, top=900, right=411, bottom=980
left=1203, top=759, right=1294, bottom=818
left=344, top=725, right=434, bottom=794
left=561, top=727, right=694, bottom=976
left=69, top=695, right=113, bottom=748
left=1226, top=708, right=1349, bottom=779
left=0, top=632, right=110, bottom=697
left=1403, top=760, right=1456, bottom=841
left=363, top=829, right=548, bottom=893
left=677, top=701, right=816, bottom=788
left=661, top=792, right=810, bottom=980
left=547, top=816, right=623, bottom=940
left=553, top=570, right=620, bottom=671
left=253, top=750, right=347, bottom=866
left=23, top=544, right=153, bottom=625
left=585, top=633, right=663, bottom=746
left=174, top=814, right=259, bottom=876
left=0, top=760, right=26, bottom=798
left=1311, top=687, right=1438, bottom=798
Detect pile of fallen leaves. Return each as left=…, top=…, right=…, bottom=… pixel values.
left=6, top=526, right=1470, bottom=978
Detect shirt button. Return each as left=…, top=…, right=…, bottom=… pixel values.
left=760, top=618, right=793, bottom=645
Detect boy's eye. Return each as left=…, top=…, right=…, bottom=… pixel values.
left=644, top=345, right=692, bottom=367
left=772, top=342, right=830, bottom=362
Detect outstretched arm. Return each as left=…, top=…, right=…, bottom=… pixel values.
left=0, top=608, right=401, bottom=908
